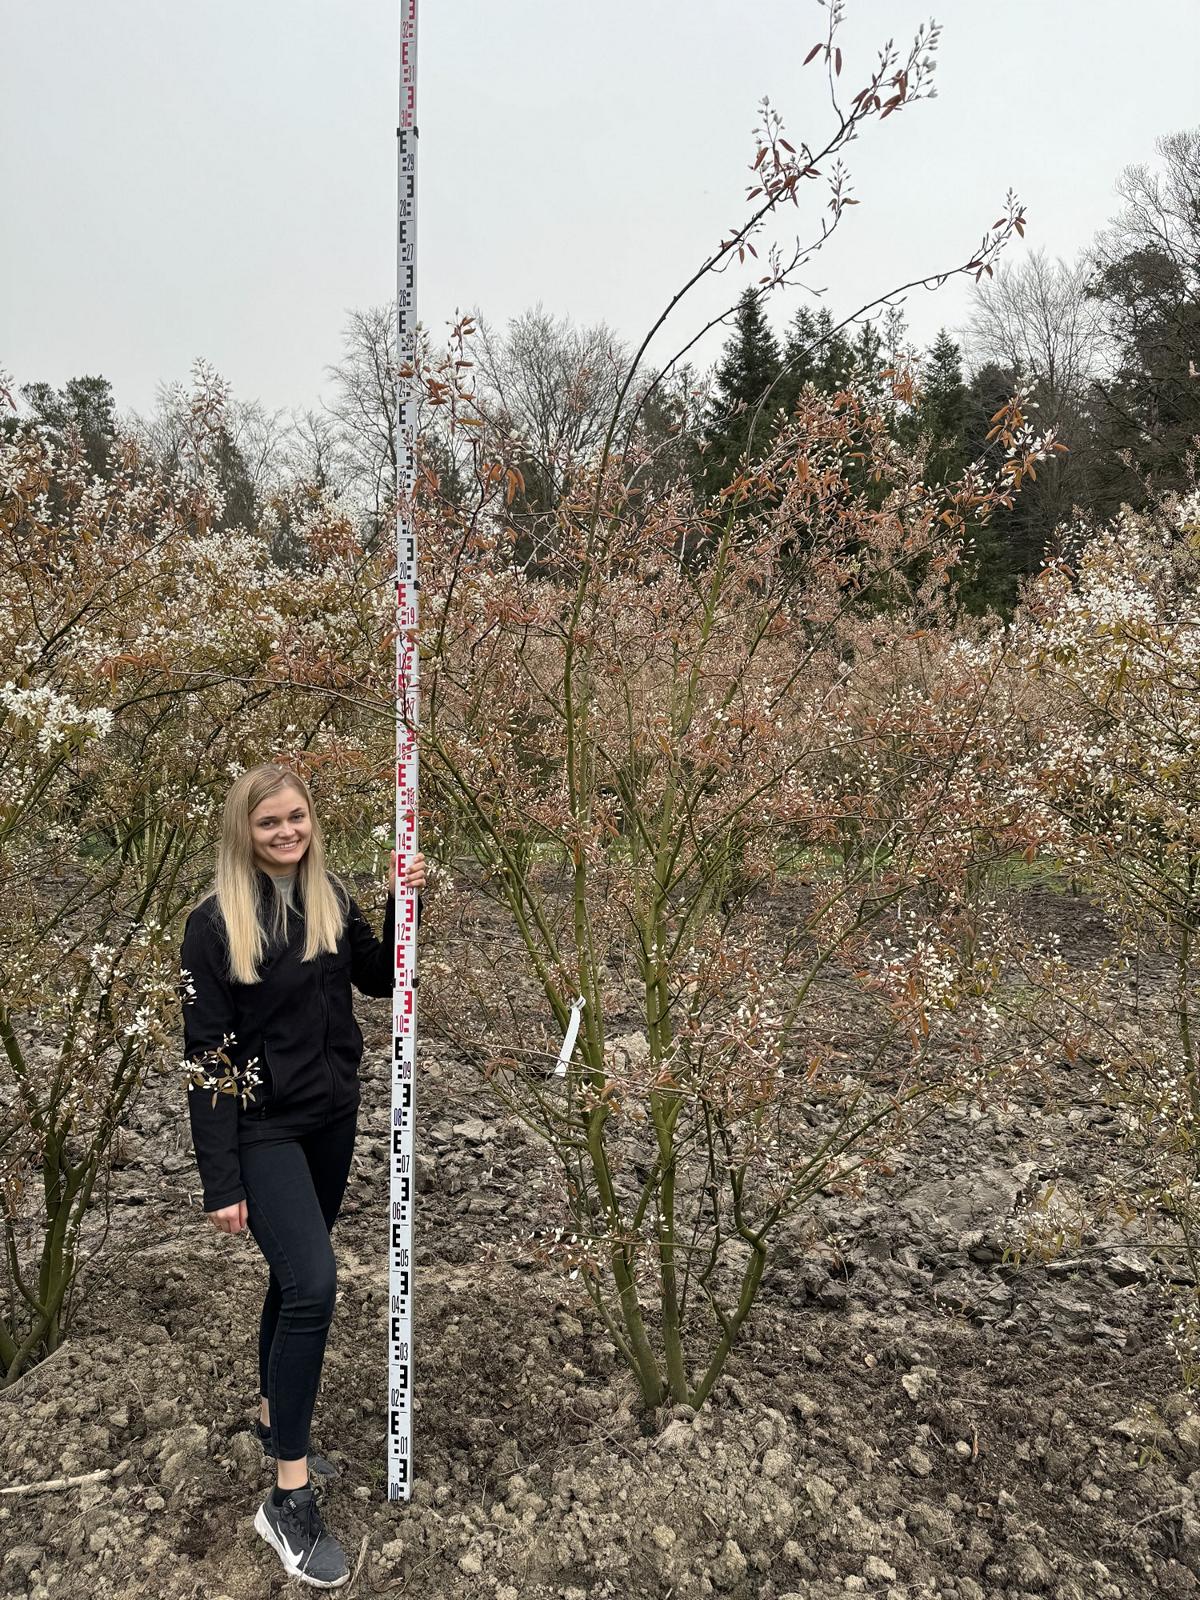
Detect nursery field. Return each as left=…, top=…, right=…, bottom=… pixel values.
left=4, top=5, right=1200, bottom=1597
left=1, top=881, right=1196, bottom=1600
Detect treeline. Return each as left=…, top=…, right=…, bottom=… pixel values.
left=698, top=129, right=1200, bottom=612
left=5, top=129, right=1197, bottom=614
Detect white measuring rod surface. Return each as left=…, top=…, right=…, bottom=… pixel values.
left=388, top=0, right=419, bottom=1504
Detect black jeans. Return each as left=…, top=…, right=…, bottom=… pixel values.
left=239, top=1107, right=358, bottom=1461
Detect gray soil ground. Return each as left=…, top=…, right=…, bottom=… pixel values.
left=1, top=885, right=1197, bottom=1599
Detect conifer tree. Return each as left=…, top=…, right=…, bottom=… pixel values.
left=920, top=329, right=969, bottom=483
left=18, top=375, right=117, bottom=481
left=700, top=287, right=782, bottom=494
left=957, top=360, right=1031, bottom=615
left=778, top=307, right=857, bottom=415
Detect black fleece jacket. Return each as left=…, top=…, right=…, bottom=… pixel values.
left=180, top=871, right=418, bottom=1211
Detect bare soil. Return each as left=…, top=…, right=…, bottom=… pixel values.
left=1, top=885, right=1196, bottom=1600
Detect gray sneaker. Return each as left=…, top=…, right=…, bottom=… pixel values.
left=254, top=1481, right=349, bottom=1588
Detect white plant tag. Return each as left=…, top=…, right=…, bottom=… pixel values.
left=554, top=995, right=587, bottom=1077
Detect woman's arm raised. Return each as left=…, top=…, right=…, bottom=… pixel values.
left=346, top=852, right=426, bottom=998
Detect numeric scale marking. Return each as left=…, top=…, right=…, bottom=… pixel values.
left=388, top=0, right=420, bottom=1504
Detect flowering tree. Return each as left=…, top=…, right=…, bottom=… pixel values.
left=0, top=375, right=389, bottom=1386
left=402, top=354, right=1062, bottom=1408
left=1, top=6, right=1059, bottom=1411
left=370, top=7, right=1058, bottom=1408
left=1006, top=496, right=1200, bottom=1377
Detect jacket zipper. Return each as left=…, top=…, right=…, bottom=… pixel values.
left=320, top=960, right=334, bottom=1115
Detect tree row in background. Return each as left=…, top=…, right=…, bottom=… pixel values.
left=5, top=127, right=1197, bottom=613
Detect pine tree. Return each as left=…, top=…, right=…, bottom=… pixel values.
left=814, top=309, right=856, bottom=392
left=847, top=318, right=893, bottom=418
left=211, top=426, right=258, bottom=532
left=19, top=375, right=117, bottom=480
left=778, top=306, right=821, bottom=410
left=700, top=288, right=782, bottom=493
left=920, top=330, right=969, bottom=484
left=957, top=361, right=1034, bottom=615
left=777, top=307, right=858, bottom=416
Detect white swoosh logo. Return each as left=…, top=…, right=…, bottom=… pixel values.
left=277, top=1526, right=305, bottom=1568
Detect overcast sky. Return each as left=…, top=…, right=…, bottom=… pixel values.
left=3, top=1, right=1197, bottom=417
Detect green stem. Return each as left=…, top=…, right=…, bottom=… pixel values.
left=584, top=1107, right=663, bottom=1407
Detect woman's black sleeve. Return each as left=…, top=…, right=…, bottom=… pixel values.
left=180, top=907, right=248, bottom=1212
left=347, top=890, right=422, bottom=999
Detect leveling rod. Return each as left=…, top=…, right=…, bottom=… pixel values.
left=388, top=0, right=419, bottom=1504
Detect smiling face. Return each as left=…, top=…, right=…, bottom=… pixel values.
left=249, top=784, right=313, bottom=875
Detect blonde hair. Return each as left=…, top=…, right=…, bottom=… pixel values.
left=204, top=764, right=350, bottom=984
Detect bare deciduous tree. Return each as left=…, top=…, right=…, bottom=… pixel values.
left=1097, top=128, right=1200, bottom=292
left=326, top=305, right=400, bottom=534
left=1085, top=129, right=1200, bottom=511
left=966, top=249, right=1102, bottom=406
left=965, top=250, right=1103, bottom=540
left=473, top=304, right=629, bottom=511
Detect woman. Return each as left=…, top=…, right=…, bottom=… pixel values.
left=180, top=763, right=425, bottom=1589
